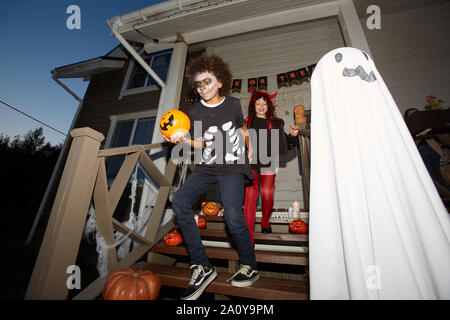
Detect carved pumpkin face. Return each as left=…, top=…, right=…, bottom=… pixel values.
left=103, top=268, right=161, bottom=300
left=202, top=201, right=220, bottom=216
left=163, top=229, right=183, bottom=246
left=196, top=215, right=207, bottom=229
left=159, top=109, right=191, bottom=140
left=289, top=219, right=308, bottom=234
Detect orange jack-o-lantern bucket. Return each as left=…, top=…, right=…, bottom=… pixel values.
left=159, top=109, right=191, bottom=140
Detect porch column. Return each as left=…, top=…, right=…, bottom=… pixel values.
left=25, top=128, right=104, bottom=299
left=150, top=37, right=188, bottom=173
left=338, top=0, right=372, bottom=56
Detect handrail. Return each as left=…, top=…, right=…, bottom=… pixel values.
left=25, top=128, right=179, bottom=300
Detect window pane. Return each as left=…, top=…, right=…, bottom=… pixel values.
left=147, top=51, right=172, bottom=87
left=106, top=120, right=134, bottom=181
left=132, top=117, right=155, bottom=145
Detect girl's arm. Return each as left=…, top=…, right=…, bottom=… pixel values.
left=240, top=124, right=253, bottom=161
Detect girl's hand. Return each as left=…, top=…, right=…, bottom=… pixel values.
left=289, top=125, right=300, bottom=136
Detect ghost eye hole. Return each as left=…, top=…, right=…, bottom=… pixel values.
left=335, top=53, right=343, bottom=63
left=362, top=52, right=369, bottom=60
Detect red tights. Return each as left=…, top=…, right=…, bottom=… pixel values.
left=244, top=169, right=275, bottom=245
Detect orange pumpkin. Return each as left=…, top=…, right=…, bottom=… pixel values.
left=289, top=219, right=308, bottom=234
left=197, top=216, right=207, bottom=229
left=202, top=201, right=220, bottom=216
left=159, top=109, right=190, bottom=140
left=163, top=229, right=183, bottom=246
left=103, top=268, right=161, bottom=300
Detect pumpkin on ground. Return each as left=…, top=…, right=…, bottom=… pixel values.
left=163, top=229, right=183, bottom=246
left=202, top=201, right=220, bottom=216
left=289, top=219, right=308, bottom=234
left=103, top=268, right=161, bottom=300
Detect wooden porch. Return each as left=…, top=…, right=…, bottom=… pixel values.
left=25, top=126, right=311, bottom=300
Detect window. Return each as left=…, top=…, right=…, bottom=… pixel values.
left=127, top=49, right=173, bottom=90
left=105, top=113, right=166, bottom=184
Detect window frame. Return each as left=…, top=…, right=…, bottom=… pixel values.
left=104, top=110, right=158, bottom=149
left=118, top=47, right=173, bottom=100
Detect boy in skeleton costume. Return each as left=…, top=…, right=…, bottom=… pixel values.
left=310, top=47, right=450, bottom=299
left=168, top=54, right=258, bottom=300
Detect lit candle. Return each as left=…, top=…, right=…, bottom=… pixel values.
left=293, top=201, right=300, bottom=211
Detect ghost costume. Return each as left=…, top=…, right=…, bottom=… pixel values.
left=309, top=47, right=450, bottom=299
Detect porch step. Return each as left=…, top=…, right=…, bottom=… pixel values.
left=199, top=229, right=308, bottom=245
left=145, top=263, right=309, bottom=300
left=151, top=242, right=308, bottom=266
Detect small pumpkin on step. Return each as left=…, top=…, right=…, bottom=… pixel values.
left=289, top=219, right=308, bottom=234
left=164, top=229, right=183, bottom=246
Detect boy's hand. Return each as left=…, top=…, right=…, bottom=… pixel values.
left=163, top=134, right=186, bottom=144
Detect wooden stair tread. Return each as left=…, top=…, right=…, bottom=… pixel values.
left=203, top=216, right=306, bottom=224
left=151, top=243, right=308, bottom=266
left=146, top=263, right=308, bottom=300
left=199, top=229, right=308, bottom=243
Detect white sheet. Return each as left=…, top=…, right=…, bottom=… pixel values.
left=309, top=47, right=450, bottom=300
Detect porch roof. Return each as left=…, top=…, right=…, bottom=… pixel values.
left=51, top=56, right=126, bottom=79
left=107, top=0, right=446, bottom=46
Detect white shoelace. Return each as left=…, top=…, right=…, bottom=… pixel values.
left=189, top=265, right=205, bottom=285
left=226, top=264, right=252, bottom=282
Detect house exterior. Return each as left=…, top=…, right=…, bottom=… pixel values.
left=44, top=0, right=449, bottom=214
left=26, top=0, right=450, bottom=300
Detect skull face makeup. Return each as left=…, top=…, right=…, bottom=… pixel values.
left=194, top=71, right=223, bottom=102
left=309, top=47, right=450, bottom=300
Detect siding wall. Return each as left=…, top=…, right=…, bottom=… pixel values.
left=362, top=1, right=450, bottom=114
left=202, top=17, right=346, bottom=209
left=75, top=62, right=161, bottom=142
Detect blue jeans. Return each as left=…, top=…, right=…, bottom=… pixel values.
left=172, top=172, right=257, bottom=269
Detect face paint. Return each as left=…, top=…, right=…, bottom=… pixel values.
left=194, top=71, right=222, bottom=102
left=255, top=97, right=268, bottom=118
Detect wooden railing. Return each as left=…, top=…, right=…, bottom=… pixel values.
left=25, top=128, right=179, bottom=300
left=298, top=129, right=311, bottom=211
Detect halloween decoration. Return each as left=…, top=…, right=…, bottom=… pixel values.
left=103, top=268, right=161, bottom=300
left=294, top=105, right=307, bottom=124
left=159, top=109, right=190, bottom=140
left=309, top=47, right=450, bottom=300
left=163, top=229, right=183, bottom=247
left=202, top=201, right=220, bottom=216
left=195, top=214, right=207, bottom=229
left=289, top=219, right=308, bottom=234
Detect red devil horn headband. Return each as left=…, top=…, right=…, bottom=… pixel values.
left=250, top=86, right=277, bottom=100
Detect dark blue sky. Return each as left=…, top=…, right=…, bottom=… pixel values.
left=0, top=0, right=166, bottom=145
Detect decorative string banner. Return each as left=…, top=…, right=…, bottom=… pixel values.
left=232, top=63, right=317, bottom=93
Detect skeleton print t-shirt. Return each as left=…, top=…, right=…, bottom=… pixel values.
left=187, top=96, right=251, bottom=177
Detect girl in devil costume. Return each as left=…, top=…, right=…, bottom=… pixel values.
left=244, top=88, right=299, bottom=244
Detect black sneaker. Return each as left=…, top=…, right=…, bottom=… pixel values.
left=180, top=264, right=217, bottom=300
left=227, top=264, right=259, bottom=287
left=261, top=226, right=272, bottom=234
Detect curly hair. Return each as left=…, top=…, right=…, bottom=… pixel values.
left=185, top=53, right=232, bottom=96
